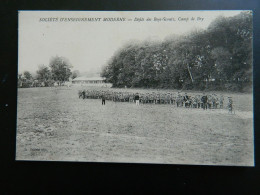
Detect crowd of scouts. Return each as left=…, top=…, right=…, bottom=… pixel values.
left=78, top=89, right=234, bottom=112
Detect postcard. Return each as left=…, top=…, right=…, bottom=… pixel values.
left=17, top=10, right=254, bottom=166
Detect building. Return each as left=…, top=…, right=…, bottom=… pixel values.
left=72, top=76, right=112, bottom=87
left=72, top=76, right=105, bottom=84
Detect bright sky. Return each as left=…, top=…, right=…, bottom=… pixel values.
left=18, top=10, right=243, bottom=75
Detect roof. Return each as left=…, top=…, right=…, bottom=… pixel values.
left=72, top=76, right=105, bottom=81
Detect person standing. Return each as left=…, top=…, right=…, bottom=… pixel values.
left=82, top=90, right=86, bottom=99
left=228, top=97, right=233, bottom=113
left=135, top=93, right=140, bottom=106
left=219, top=94, right=224, bottom=109
left=201, top=93, right=208, bottom=110
left=101, top=93, right=106, bottom=105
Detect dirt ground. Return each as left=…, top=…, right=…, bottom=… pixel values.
left=16, top=86, right=254, bottom=166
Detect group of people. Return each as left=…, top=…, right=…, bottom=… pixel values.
left=78, top=89, right=234, bottom=111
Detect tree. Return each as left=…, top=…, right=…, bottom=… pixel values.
left=36, top=65, right=54, bottom=87
left=72, top=70, right=80, bottom=79
left=211, top=47, right=232, bottom=80
left=49, top=56, right=72, bottom=85
left=20, top=71, right=34, bottom=88
left=23, top=71, right=33, bottom=81
left=101, top=11, right=252, bottom=92
left=36, top=65, right=51, bottom=81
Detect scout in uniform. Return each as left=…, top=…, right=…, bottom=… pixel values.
left=228, top=97, right=233, bottom=113
left=156, top=93, right=160, bottom=104
left=201, top=93, right=208, bottom=110
left=176, top=92, right=182, bottom=107
left=129, top=93, right=134, bottom=103
left=135, top=93, right=140, bottom=105
left=101, top=93, right=106, bottom=105
left=166, top=93, right=171, bottom=104
left=219, top=95, right=224, bottom=109
left=191, top=96, right=197, bottom=108
left=82, top=90, right=86, bottom=99
left=183, top=93, right=189, bottom=108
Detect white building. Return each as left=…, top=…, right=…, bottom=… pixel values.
left=72, top=76, right=112, bottom=87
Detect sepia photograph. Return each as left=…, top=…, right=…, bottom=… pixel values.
left=16, top=10, right=254, bottom=166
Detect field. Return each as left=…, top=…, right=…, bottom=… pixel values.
left=16, top=86, right=254, bottom=166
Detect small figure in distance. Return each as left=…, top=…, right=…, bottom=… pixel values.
left=82, top=90, right=86, bottom=99
left=219, top=94, right=224, bottom=109
left=201, top=93, right=208, bottom=110
left=135, top=93, right=140, bottom=106
left=228, top=97, right=233, bottom=114
left=101, top=93, right=106, bottom=105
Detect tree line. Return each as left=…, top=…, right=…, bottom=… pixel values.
left=101, top=11, right=252, bottom=92
left=18, top=56, right=79, bottom=88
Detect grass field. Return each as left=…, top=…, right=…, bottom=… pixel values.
left=16, top=86, right=254, bottom=166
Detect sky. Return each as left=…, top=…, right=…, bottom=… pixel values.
left=18, top=10, right=243, bottom=75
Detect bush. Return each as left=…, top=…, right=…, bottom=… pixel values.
left=44, top=80, right=55, bottom=87
left=20, top=80, right=33, bottom=88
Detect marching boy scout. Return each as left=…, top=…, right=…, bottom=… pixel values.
left=135, top=93, right=140, bottom=105
left=101, top=93, right=106, bottom=105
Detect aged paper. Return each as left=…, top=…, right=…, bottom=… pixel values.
left=17, top=11, right=253, bottom=166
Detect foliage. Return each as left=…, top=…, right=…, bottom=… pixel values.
left=49, top=56, right=72, bottom=85
left=36, top=65, right=55, bottom=87
left=18, top=72, right=34, bottom=88
left=72, top=70, right=80, bottom=79
left=23, top=71, right=33, bottom=81
left=36, top=65, right=51, bottom=81
left=101, top=11, right=252, bottom=92
left=18, top=56, right=74, bottom=88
